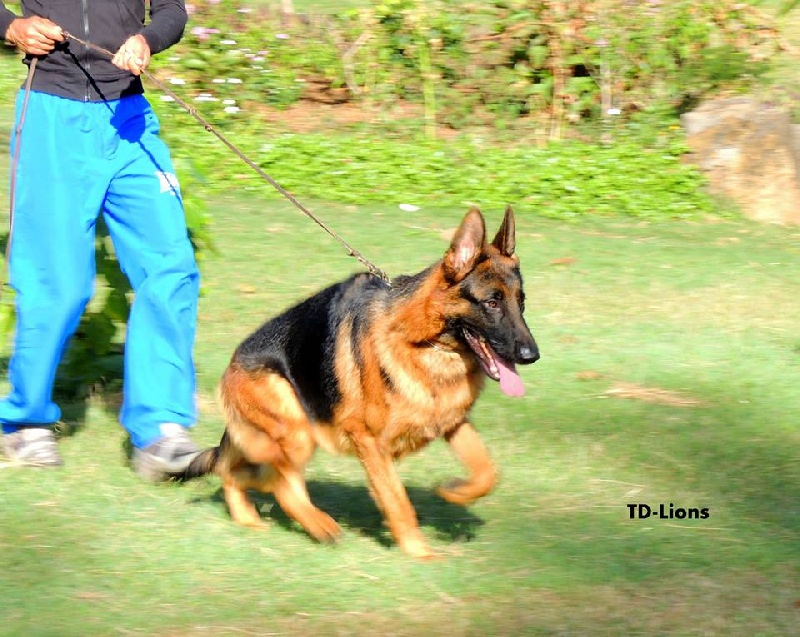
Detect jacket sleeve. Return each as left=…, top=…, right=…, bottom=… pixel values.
left=0, top=3, right=20, bottom=41
left=140, top=0, right=187, bottom=55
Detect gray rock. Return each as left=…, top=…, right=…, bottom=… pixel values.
left=681, top=97, right=800, bottom=225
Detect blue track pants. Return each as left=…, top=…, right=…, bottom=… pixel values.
left=1, top=91, right=200, bottom=449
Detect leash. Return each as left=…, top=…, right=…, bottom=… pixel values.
left=3, top=57, right=37, bottom=288
left=58, top=30, right=393, bottom=285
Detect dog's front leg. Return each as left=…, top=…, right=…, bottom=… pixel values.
left=352, top=434, right=435, bottom=560
left=437, top=421, right=498, bottom=505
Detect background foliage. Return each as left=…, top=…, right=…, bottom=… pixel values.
left=170, top=0, right=779, bottom=132
left=0, top=0, right=792, bottom=396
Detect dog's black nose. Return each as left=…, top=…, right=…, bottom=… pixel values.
left=518, top=344, right=540, bottom=364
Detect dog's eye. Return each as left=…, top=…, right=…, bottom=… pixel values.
left=484, top=291, right=504, bottom=310
left=483, top=290, right=504, bottom=310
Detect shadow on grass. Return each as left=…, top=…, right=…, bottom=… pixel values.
left=523, top=375, right=800, bottom=583
left=0, top=352, right=124, bottom=441
left=198, top=480, right=485, bottom=548
left=597, top=370, right=800, bottom=542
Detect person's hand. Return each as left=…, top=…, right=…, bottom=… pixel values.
left=112, top=34, right=151, bottom=76
left=4, top=17, right=64, bottom=55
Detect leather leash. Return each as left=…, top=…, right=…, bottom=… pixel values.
left=6, top=31, right=392, bottom=286
left=4, top=57, right=37, bottom=284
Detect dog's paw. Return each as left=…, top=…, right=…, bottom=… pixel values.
left=398, top=534, right=439, bottom=561
left=229, top=503, right=271, bottom=530
left=236, top=517, right=271, bottom=531
left=436, top=478, right=480, bottom=505
left=307, top=510, right=342, bottom=544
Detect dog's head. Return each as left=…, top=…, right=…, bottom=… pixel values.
left=441, top=206, right=539, bottom=397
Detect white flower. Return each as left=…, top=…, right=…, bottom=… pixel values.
left=220, top=39, right=237, bottom=45
left=224, top=106, right=241, bottom=114
left=227, top=78, right=243, bottom=84
left=168, top=78, right=186, bottom=85
left=399, top=204, right=420, bottom=212
left=212, top=78, right=226, bottom=84
left=160, top=95, right=175, bottom=102
left=275, top=33, right=290, bottom=40
left=223, top=99, right=236, bottom=105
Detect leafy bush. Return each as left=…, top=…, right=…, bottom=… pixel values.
left=151, top=104, right=714, bottom=219
left=164, top=0, right=779, bottom=133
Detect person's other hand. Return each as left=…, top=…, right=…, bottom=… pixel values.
left=112, top=34, right=151, bottom=76
left=5, top=17, right=64, bottom=55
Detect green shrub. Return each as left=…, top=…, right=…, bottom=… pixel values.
left=162, top=0, right=779, bottom=133
left=152, top=104, right=714, bottom=220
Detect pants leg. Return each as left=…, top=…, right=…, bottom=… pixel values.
left=100, top=95, right=200, bottom=450
left=0, top=91, right=106, bottom=433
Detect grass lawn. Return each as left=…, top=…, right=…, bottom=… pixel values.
left=0, top=196, right=798, bottom=636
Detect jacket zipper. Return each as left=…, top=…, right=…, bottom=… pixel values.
left=82, top=0, right=91, bottom=101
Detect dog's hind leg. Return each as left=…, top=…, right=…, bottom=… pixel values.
left=218, top=454, right=271, bottom=529
left=240, top=414, right=341, bottom=543
left=218, top=366, right=309, bottom=530
left=437, top=422, right=498, bottom=505
left=223, top=480, right=268, bottom=529
left=273, top=466, right=341, bottom=543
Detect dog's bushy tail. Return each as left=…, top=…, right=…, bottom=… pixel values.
left=181, top=446, right=220, bottom=480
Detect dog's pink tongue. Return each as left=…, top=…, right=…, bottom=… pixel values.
left=497, top=358, right=525, bottom=397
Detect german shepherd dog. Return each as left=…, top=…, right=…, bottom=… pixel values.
left=185, top=206, right=539, bottom=558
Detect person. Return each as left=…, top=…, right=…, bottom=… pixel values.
left=0, top=0, right=203, bottom=480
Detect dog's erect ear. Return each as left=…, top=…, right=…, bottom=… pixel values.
left=443, top=207, right=486, bottom=282
left=491, top=205, right=516, bottom=258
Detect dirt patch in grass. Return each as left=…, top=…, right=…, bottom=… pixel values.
left=250, top=98, right=423, bottom=133
left=604, top=381, right=706, bottom=407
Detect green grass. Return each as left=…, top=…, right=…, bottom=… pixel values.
left=1, top=198, right=799, bottom=636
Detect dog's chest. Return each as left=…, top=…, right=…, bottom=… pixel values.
left=323, top=338, right=484, bottom=457
left=317, top=374, right=480, bottom=458
left=383, top=398, right=474, bottom=457
left=378, top=352, right=483, bottom=456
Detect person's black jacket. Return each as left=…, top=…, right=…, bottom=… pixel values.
left=0, top=0, right=187, bottom=101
